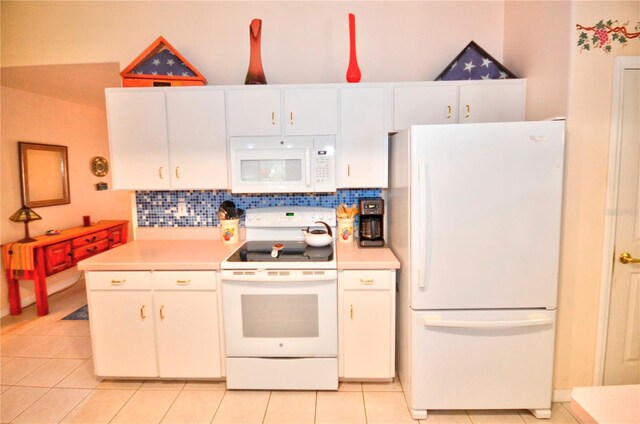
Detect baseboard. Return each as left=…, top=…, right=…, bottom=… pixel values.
left=0, top=268, right=83, bottom=317
left=553, top=389, right=573, bottom=403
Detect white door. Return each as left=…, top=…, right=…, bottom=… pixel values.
left=393, top=85, right=458, bottom=130
left=342, top=290, right=392, bottom=378
left=409, top=122, right=564, bottom=310
left=106, top=91, right=170, bottom=189
left=458, top=82, right=525, bottom=123
left=604, top=67, right=640, bottom=385
left=155, top=291, right=222, bottom=378
left=339, top=86, right=387, bottom=188
left=226, top=89, right=281, bottom=136
left=88, top=290, right=157, bottom=377
left=284, top=88, right=338, bottom=135
left=166, top=90, right=227, bottom=189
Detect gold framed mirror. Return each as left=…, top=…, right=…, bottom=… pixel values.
left=19, top=142, right=70, bottom=207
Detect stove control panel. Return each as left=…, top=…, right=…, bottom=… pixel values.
left=245, top=206, right=336, bottom=228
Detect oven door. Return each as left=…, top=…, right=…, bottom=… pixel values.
left=221, top=269, right=337, bottom=357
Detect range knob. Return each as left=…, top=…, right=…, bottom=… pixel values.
left=317, top=214, right=324, bottom=220
left=246, top=213, right=254, bottom=221
left=256, top=214, right=262, bottom=221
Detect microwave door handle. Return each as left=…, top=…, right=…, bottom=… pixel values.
left=305, top=148, right=311, bottom=187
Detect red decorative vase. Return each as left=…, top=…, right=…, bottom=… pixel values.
left=245, top=19, right=267, bottom=85
left=346, top=13, right=361, bottom=83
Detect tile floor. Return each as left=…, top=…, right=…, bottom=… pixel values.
left=1, top=280, right=580, bottom=424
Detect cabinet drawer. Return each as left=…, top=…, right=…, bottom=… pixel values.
left=73, top=239, right=109, bottom=262
left=153, top=271, right=217, bottom=291
left=87, top=271, right=152, bottom=290
left=343, top=270, right=391, bottom=290
left=72, top=230, right=109, bottom=248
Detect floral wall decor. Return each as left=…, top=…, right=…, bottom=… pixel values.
left=576, top=20, right=640, bottom=53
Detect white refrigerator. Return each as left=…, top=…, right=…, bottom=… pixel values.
left=388, top=121, right=564, bottom=420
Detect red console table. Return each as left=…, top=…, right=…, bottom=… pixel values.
left=2, top=220, right=128, bottom=316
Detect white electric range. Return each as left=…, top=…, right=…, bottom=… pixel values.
left=220, top=206, right=338, bottom=390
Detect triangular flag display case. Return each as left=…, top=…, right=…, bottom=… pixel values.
left=120, top=36, right=207, bottom=87
left=435, top=41, right=517, bottom=81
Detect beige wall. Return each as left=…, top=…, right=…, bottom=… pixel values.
left=1, top=1, right=505, bottom=83
left=506, top=0, right=640, bottom=390
left=559, top=0, right=639, bottom=389
left=0, top=87, right=132, bottom=313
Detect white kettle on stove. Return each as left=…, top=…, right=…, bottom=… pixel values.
left=301, top=221, right=333, bottom=247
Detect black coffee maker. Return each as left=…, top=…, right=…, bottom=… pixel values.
left=358, top=198, right=384, bottom=247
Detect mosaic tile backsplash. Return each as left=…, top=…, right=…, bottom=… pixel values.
left=136, top=189, right=382, bottom=227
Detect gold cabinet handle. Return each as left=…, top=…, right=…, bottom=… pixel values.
left=359, top=278, right=374, bottom=285
left=447, top=105, right=452, bottom=119
left=160, top=305, right=165, bottom=320
left=350, top=305, right=354, bottom=319
left=272, top=112, right=275, bottom=125
left=110, top=279, right=125, bottom=286
left=140, top=305, right=146, bottom=320
left=620, top=252, right=640, bottom=264
left=347, top=164, right=351, bottom=177
left=290, top=112, right=294, bottom=125
left=465, top=104, right=471, bottom=118
left=159, top=166, right=164, bottom=179
left=176, top=279, right=191, bottom=285
left=175, top=166, right=180, bottom=179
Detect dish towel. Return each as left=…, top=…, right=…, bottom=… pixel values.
left=2, top=242, right=36, bottom=277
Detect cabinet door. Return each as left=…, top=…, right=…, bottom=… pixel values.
left=340, top=87, right=387, bottom=188
left=108, top=225, right=126, bottom=248
left=88, top=290, right=157, bottom=377
left=459, top=82, right=525, bottom=123
left=393, top=85, right=458, bottom=130
left=154, top=291, right=222, bottom=378
left=166, top=90, right=228, bottom=189
left=44, top=241, right=72, bottom=276
left=284, top=88, right=338, bottom=135
left=227, top=89, right=281, bottom=136
left=106, top=90, right=170, bottom=189
left=343, top=290, right=392, bottom=379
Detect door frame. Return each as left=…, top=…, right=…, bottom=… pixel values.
left=594, top=56, right=640, bottom=385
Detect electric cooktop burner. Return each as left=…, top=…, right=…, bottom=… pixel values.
left=225, top=240, right=334, bottom=263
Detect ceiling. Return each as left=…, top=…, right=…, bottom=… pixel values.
left=1, top=63, right=121, bottom=110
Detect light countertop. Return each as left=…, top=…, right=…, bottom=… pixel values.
left=336, top=242, right=400, bottom=270
left=78, top=239, right=400, bottom=271
left=77, top=240, right=239, bottom=271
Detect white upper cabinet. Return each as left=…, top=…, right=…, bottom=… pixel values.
left=166, top=90, right=227, bottom=189
left=339, top=86, right=388, bottom=188
left=227, top=87, right=338, bottom=137
left=393, top=85, right=458, bottom=129
left=106, top=88, right=228, bottom=190
left=226, top=89, right=281, bottom=136
left=284, top=88, right=338, bottom=135
left=391, top=79, right=526, bottom=131
left=107, top=91, right=170, bottom=190
left=458, top=82, right=525, bottom=123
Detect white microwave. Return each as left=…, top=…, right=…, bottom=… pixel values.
left=230, top=136, right=336, bottom=193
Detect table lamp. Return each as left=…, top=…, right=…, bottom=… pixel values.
left=9, top=206, right=42, bottom=243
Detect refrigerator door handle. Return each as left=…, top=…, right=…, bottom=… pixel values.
left=418, top=159, right=427, bottom=289
left=423, top=317, right=554, bottom=329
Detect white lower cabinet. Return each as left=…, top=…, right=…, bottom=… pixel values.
left=86, top=270, right=222, bottom=379
left=339, top=269, right=395, bottom=379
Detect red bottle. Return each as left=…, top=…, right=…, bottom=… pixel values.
left=245, top=19, right=267, bottom=85
left=346, top=13, right=362, bottom=83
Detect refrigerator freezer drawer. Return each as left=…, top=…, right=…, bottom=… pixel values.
left=409, top=309, right=555, bottom=412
